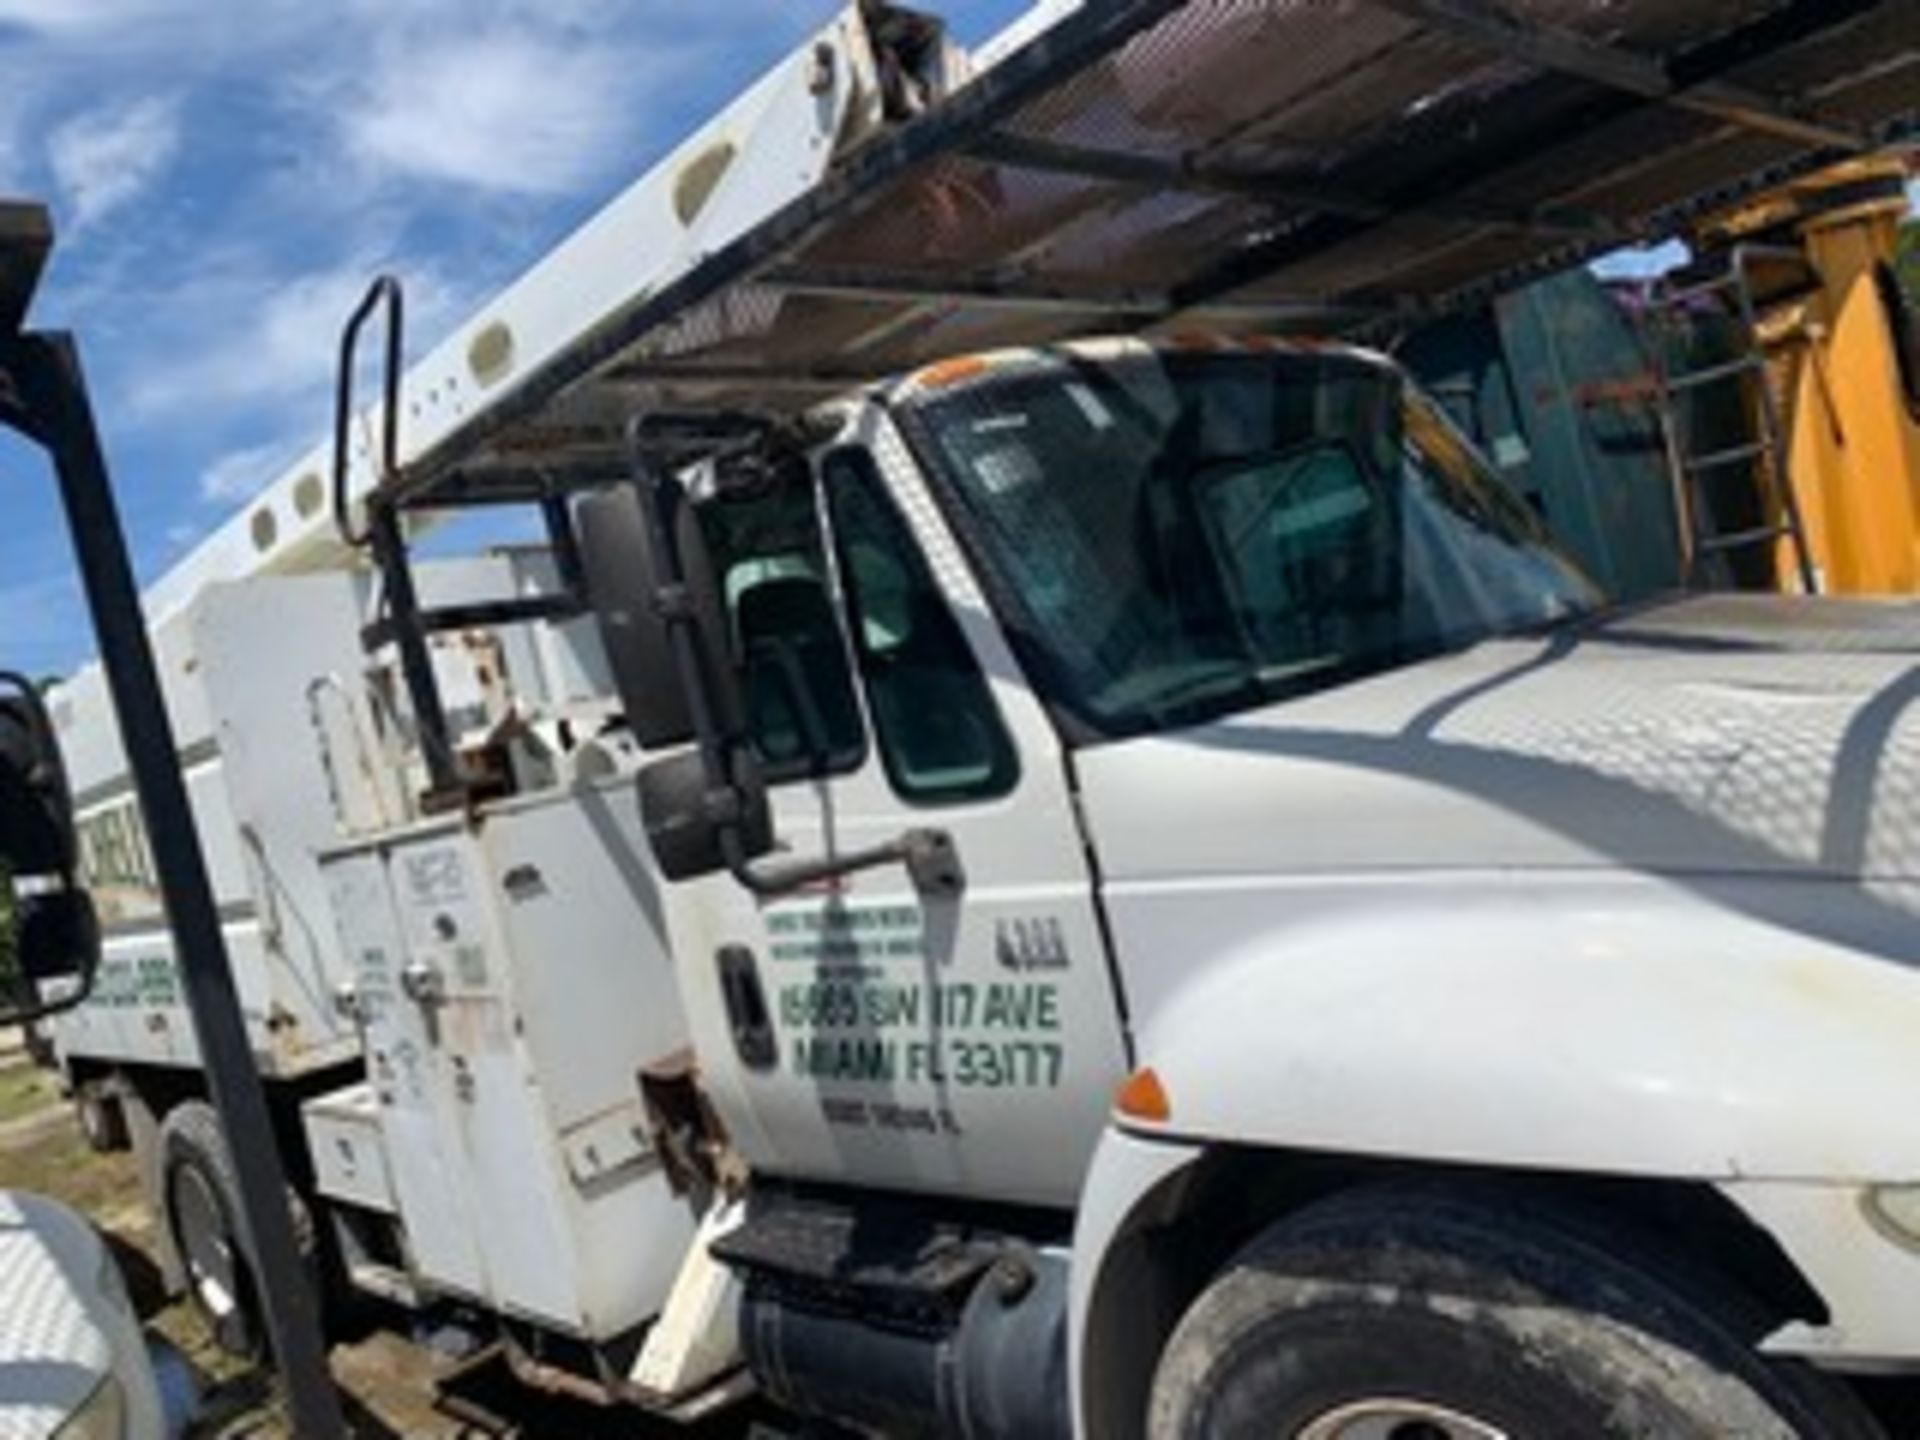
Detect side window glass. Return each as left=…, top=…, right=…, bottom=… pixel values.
left=824, top=449, right=1018, bottom=805
left=704, top=487, right=866, bottom=783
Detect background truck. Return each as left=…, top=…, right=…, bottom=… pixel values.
left=29, top=0, right=1920, bottom=1435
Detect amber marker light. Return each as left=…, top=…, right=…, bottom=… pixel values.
left=914, top=354, right=990, bottom=390
left=1115, top=1066, right=1171, bottom=1124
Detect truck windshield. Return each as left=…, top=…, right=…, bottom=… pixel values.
left=902, top=348, right=1600, bottom=739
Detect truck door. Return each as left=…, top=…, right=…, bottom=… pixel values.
left=665, top=434, right=1130, bottom=1208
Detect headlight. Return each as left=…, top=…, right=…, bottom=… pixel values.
left=51, top=1373, right=126, bottom=1440
left=1864, top=1185, right=1920, bottom=1251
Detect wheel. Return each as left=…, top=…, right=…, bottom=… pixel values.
left=1148, top=1184, right=1881, bottom=1440
left=74, top=1081, right=129, bottom=1153
left=158, top=1099, right=314, bottom=1359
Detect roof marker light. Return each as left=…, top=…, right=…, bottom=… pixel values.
left=915, top=355, right=990, bottom=390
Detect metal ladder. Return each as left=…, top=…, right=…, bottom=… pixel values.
left=1651, top=242, right=1819, bottom=594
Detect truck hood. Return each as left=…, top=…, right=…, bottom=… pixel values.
left=1077, top=594, right=1920, bottom=895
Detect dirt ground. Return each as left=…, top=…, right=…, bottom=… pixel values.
left=0, top=1054, right=766, bottom=1439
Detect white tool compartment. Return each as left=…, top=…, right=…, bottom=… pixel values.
left=308, top=776, right=700, bottom=1339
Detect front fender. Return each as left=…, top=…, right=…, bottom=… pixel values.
left=1119, top=877, right=1920, bottom=1184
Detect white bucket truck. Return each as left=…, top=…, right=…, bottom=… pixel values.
left=573, top=333, right=1920, bottom=1440
left=42, top=0, right=1920, bottom=1433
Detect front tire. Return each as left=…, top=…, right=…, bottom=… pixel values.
left=1148, top=1185, right=1880, bottom=1440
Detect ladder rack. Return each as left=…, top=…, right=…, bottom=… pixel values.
left=150, top=0, right=1918, bottom=622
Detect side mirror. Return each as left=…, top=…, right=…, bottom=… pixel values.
left=0, top=672, right=97, bottom=1022
left=639, top=749, right=775, bottom=882
left=577, top=483, right=744, bottom=749
left=11, top=890, right=99, bottom=984
left=0, top=672, right=75, bottom=875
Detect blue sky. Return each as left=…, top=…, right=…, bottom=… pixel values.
left=0, top=0, right=1030, bottom=678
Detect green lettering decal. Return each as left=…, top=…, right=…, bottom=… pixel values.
left=767, top=906, right=1071, bottom=1093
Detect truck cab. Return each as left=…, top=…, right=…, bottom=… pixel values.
left=588, top=335, right=1920, bottom=1438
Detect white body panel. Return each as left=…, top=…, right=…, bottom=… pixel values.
left=631, top=1198, right=747, bottom=1399
left=309, top=780, right=698, bottom=1338
left=1729, top=1180, right=1920, bottom=1363
left=1099, top=870, right=1920, bottom=1181
left=50, top=573, right=376, bottom=1079
left=302, top=1083, right=397, bottom=1218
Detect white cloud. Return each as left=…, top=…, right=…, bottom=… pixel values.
left=47, top=94, right=182, bottom=227
left=343, top=30, right=648, bottom=195
left=126, top=247, right=461, bottom=422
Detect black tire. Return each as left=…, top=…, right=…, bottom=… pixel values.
left=74, top=1082, right=129, bottom=1153
left=1149, top=1184, right=1881, bottom=1440
left=158, top=1099, right=315, bottom=1360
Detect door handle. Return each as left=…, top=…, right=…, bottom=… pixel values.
left=716, top=945, right=777, bottom=1072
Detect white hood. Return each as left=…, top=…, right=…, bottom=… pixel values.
left=1077, top=594, right=1920, bottom=892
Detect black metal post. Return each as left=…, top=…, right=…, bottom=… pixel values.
left=3, top=328, right=348, bottom=1440
left=367, top=498, right=462, bottom=802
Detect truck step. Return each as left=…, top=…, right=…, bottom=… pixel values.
left=712, top=1192, right=1007, bottom=1321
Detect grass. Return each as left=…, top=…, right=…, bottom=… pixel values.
left=0, top=1056, right=58, bottom=1127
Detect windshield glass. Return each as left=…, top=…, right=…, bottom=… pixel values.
left=902, top=348, right=1600, bottom=739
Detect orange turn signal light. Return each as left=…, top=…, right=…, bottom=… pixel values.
left=1115, top=1066, right=1171, bottom=1124
left=914, top=355, right=990, bottom=390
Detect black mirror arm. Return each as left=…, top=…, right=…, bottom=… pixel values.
left=624, top=418, right=965, bottom=902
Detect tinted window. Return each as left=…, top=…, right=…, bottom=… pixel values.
left=825, top=450, right=1018, bottom=804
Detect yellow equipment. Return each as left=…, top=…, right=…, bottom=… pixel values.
left=1689, top=157, right=1920, bottom=594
